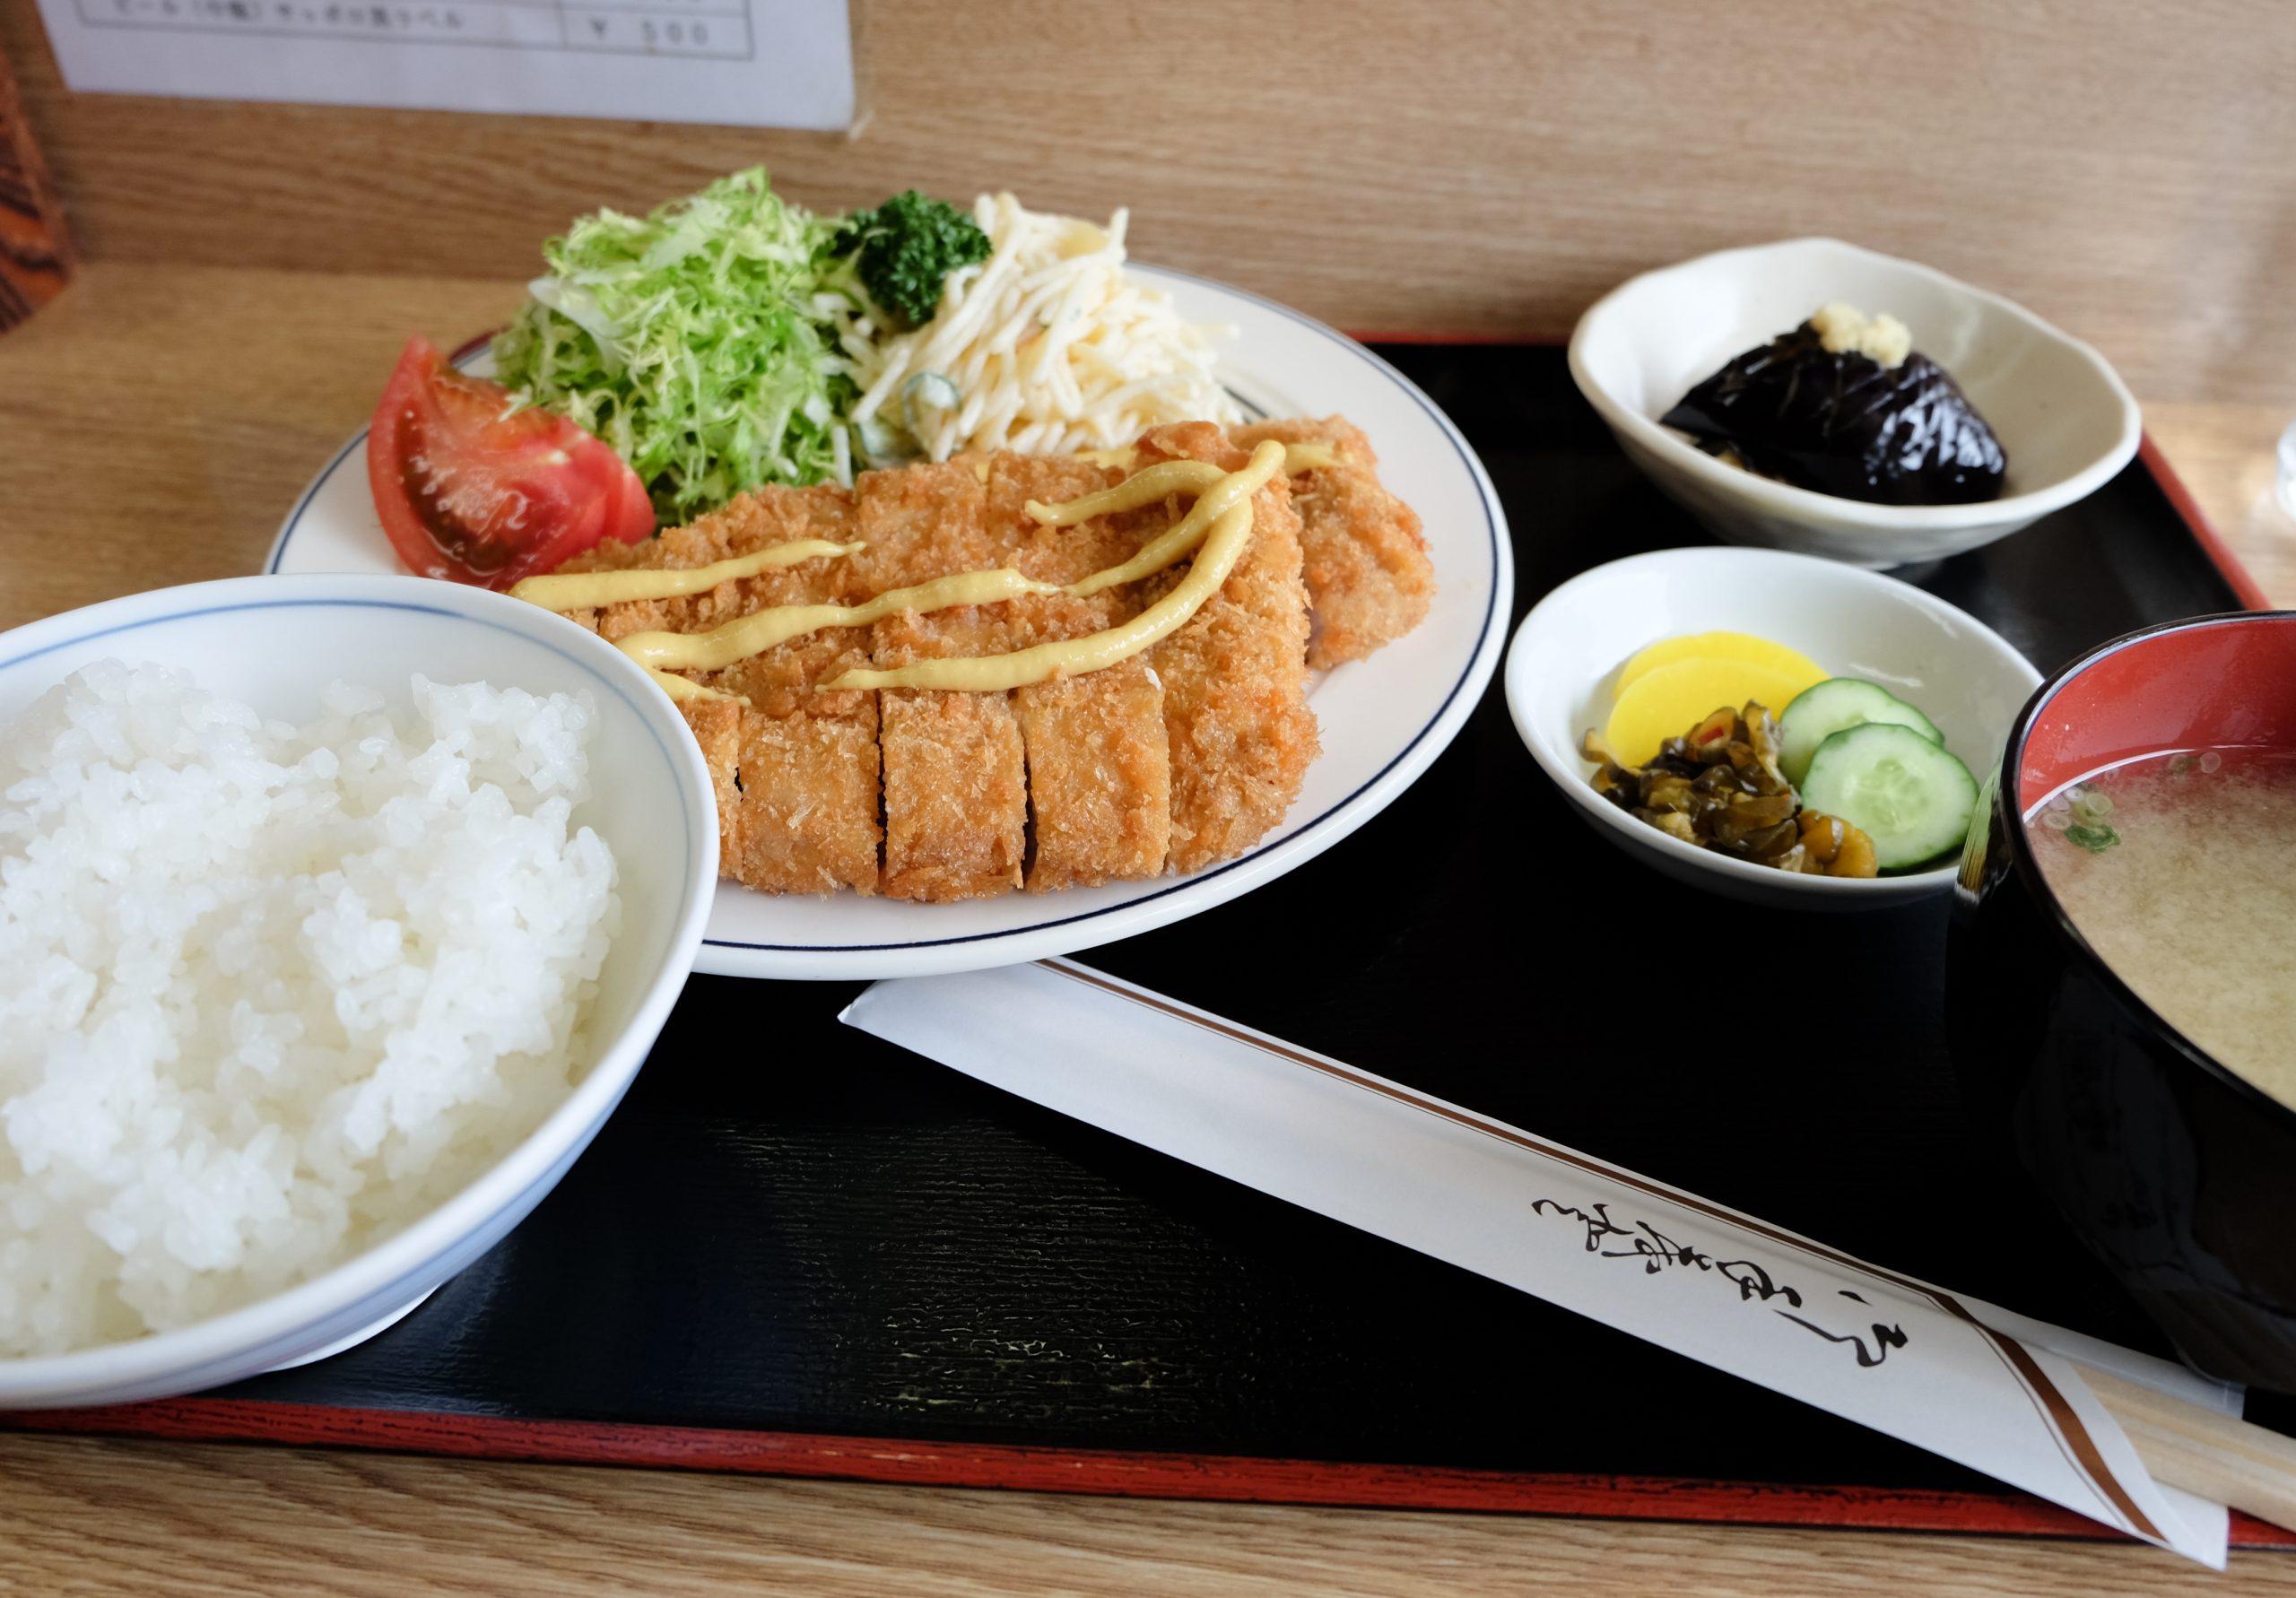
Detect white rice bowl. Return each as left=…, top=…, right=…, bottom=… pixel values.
left=0, top=661, right=620, bottom=1358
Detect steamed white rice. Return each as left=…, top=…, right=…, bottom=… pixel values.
left=0, top=662, right=620, bottom=1357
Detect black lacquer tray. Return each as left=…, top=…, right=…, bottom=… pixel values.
left=21, top=344, right=2289, bottom=1546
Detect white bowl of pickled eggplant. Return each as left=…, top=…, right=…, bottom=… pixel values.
left=1505, top=547, right=2043, bottom=909
left=1569, top=238, right=2142, bottom=568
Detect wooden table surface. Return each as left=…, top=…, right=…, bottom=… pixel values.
left=4, top=263, right=2295, bottom=1596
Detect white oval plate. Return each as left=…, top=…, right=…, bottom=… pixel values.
left=268, top=266, right=1513, bottom=979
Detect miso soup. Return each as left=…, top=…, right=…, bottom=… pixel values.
left=2029, top=750, right=2296, bottom=1107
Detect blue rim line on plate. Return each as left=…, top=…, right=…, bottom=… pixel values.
left=264, top=282, right=1509, bottom=954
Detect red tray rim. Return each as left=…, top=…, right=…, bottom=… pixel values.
left=6, top=342, right=2276, bottom=1549
left=10, top=1400, right=2292, bottom=1549
left=2135, top=433, right=2273, bottom=611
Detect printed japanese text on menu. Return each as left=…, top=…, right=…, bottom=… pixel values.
left=34, top=0, right=851, bottom=128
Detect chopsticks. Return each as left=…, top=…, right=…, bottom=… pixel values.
left=2083, top=1364, right=2296, bottom=1533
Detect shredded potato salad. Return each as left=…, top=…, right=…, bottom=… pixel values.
left=497, top=174, right=1242, bottom=507
left=845, top=195, right=1240, bottom=462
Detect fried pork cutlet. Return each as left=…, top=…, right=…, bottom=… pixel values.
left=1132, top=422, right=1319, bottom=875
left=682, top=698, right=744, bottom=873
left=1232, top=415, right=1434, bottom=669
left=540, top=414, right=1420, bottom=902
left=711, top=490, right=883, bottom=898
left=986, top=454, right=1132, bottom=618
left=860, top=455, right=1179, bottom=898
left=986, top=454, right=1172, bottom=891
left=1011, top=661, right=1170, bottom=890
left=554, top=487, right=882, bottom=896
left=855, top=462, right=1030, bottom=902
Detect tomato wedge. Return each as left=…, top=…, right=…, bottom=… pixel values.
left=367, top=337, right=654, bottom=589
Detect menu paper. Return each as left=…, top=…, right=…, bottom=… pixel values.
left=841, top=960, right=2239, bottom=1567
left=32, top=0, right=852, bottom=128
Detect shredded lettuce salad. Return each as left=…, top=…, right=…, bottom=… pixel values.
left=491, top=169, right=868, bottom=523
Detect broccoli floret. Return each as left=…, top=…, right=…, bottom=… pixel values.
left=832, top=191, right=992, bottom=330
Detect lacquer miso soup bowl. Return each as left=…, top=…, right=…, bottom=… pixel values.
left=1947, top=612, right=2296, bottom=1391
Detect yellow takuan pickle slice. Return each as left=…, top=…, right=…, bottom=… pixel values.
left=1616, top=631, right=1826, bottom=696
left=1605, top=658, right=1823, bottom=767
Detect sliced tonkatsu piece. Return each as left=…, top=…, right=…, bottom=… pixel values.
left=1132, top=422, right=1320, bottom=874
left=681, top=699, right=745, bottom=875
left=561, top=486, right=882, bottom=897
left=847, top=458, right=1007, bottom=597
left=707, top=489, right=882, bottom=898
left=855, top=462, right=1029, bottom=902
left=1232, top=415, right=1434, bottom=669
left=689, top=483, right=867, bottom=716
left=983, top=454, right=1173, bottom=890
left=1013, top=657, right=1171, bottom=890
left=551, top=485, right=845, bottom=641
left=727, top=697, right=883, bottom=896
left=984, top=454, right=1130, bottom=612
left=873, top=621, right=1030, bottom=900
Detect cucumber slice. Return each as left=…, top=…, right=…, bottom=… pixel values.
left=1779, top=678, right=1944, bottom=786
left=1799, top=722, right=1978, bottom=872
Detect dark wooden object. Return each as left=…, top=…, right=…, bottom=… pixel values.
left=0, top=40, right=73, bottom=330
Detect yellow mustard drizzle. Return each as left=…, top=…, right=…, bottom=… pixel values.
left=1020, top=443, right=1335, bottom=526
left=1059, top=444, right=1283, bottom=598
left=507, top=539, right=863, bottom=611
left=613, top=567, right=1057, bottom=673
left=517, top=440, right=1293, bottom=705
left=1023, top=459, right=1226, bottom=526
left=822, top=440, right=1286, bottom=693
left=645, top=669, right=746, bottom=706
left=823, top=499, right=1257, bottom=693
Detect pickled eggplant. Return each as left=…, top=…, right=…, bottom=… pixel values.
left=1661, top=303, right=2007, bottom=506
